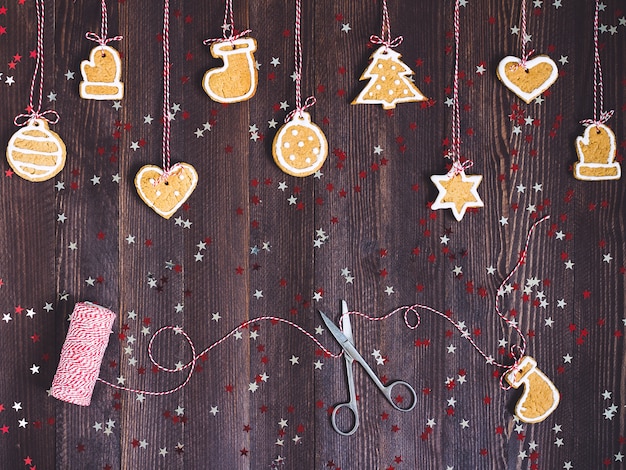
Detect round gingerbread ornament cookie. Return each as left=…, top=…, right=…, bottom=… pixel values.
left=272, top=112, right=328, bottom=177
left=7, top=118, right=66, bottom=182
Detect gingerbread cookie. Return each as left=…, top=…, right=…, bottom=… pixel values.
left=273, top=112, right=328, bottom=177
left=79, top=45, right=124, bottom=100
left=203, top=37, right=258, bottom=103
left=574, top=123, right=621, bottom=180
left=6, top=118, right=66, bottom=182
left=352, top=46, right=427, bottom=109
left=505, top=356, right=560, bottom=424
left=497, top=55, right=558, bottom=104
left=135, top=163, right=198, bottom=219
left=430, top=169, right=483, bottom=221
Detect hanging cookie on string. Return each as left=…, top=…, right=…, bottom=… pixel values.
left=134, top=0, right=198, bottom=219
left=272, top=0, right=328, bottom=178
left=202, top=0, right=257, bottom=103
left=430, top=0, right=482, bottom=222
left=574, top=0, right=620, bottom=181
left=496, top=0, right=558, bottom=103
left=79, top=0, right=124, bottom=100
left=352, top=0, right=427, bottom=109
left=6, top=0, right=65, bottom=183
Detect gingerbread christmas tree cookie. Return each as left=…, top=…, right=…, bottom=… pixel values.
left=352, top=46, right=427, bottom=109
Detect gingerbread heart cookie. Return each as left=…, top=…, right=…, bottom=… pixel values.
left=574, top=123, right=621, bottom=180
left=497, top=55, right=558, bottom=103
left=79, top=45, right=124, bottom=100
left=135, top=163, right=198, bottom=219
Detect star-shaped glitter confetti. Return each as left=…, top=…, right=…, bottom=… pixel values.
left=430, top=169, right=483, bottom=221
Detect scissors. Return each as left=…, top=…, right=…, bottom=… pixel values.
left=320, top=300, right=417, bottom=436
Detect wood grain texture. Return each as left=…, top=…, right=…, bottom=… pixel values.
left=0, top=0, right=624, bottom=469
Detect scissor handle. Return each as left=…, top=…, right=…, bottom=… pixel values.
left=381, top=380, right=418, bottom=412
left=331, top=401, right=360, bottom=436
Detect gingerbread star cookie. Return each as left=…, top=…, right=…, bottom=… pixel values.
left=430, top=169, right=483, bottom=221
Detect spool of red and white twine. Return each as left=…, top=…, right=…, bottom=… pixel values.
left=50, top=302, right=116, bottom=406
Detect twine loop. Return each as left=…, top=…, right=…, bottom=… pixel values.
left=85, top=31, right=123, bottom=47
left=13, top=109, right=59, bottom=127
left=284, top=95, right=316, bottom=122
left=580, top=109, right=614, bottom=128
left=152, top=162, right=183, bottom=186
left=369, top=33, right=403, bottom=50
left=203, top=28, right=251, bottom=46
left=446, top=158, right=473, bottom=177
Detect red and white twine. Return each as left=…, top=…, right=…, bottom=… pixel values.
left=369, top=0, right=403, bottom=49
left=446, top=0, right=467, bottom=170
left=580, top=0, right=613, bottom=127
left=203, top=0, right=251, bottom=45
left=50, top=303, right=116, bottom=406
left=160, top=0, right=173, bottom=174
left=96, top=316, right=341, bottom=398
left=341, top=216, right=549, bottom=391
left=517, top=0, right=535, bottom=68
left=285, top=0, right=316, bottom=122
left=85, top=0, right=123, bottom=49
left=13, top=0, right=59, bottom=126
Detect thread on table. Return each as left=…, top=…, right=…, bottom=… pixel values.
left=203, top=0, right=251, bottom=45
left=50, top=303, right=116, bottom=406
left=580, top=0, right=613, bottom=127
left=85, top=0, right=123, bottom=50
left=342, top=216, right=550, bottom=390
left=369, top=0, right=403, bottom=49
left=13, top=0, right=59, bottom=127
left=284, top=0, right=316, bottom=122
left=52, top=308, right=340, bottom=405
left=51, top=217, right=550, bottom=404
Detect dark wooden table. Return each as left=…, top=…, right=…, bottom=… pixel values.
left=0, top=0, right=624, bottom=468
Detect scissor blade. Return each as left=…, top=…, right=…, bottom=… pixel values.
left=319, top=311, right=351, bottom=349
left=341, top=300, right=354, bottom=345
